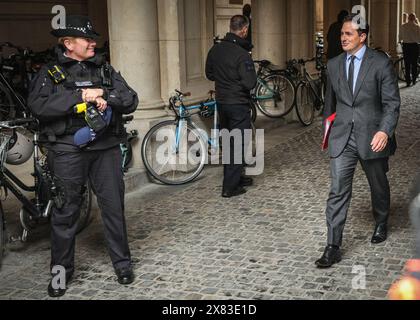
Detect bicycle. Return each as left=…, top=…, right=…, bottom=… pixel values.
left=0, top=118, right=92, bottom=267
left=0, top=43, right=56, bottom=122
left=292, top=57, right=327, bottom=126
left=0, top=43, right=29, bottom=121
left=141, top=90, right=256, bottom=185
left=252, top=60, right=296, bottom=119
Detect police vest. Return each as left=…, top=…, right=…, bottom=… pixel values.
left=47, top=61, right=113, bottom=136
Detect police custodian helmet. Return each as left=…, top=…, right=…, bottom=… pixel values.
left=51, top=15, right=100, bottom=39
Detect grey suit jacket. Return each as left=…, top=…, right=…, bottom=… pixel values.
left=324, top=47, right=401, bottom=160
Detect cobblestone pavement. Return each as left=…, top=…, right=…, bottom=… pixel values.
left=0, top=86, right=419, bottom=300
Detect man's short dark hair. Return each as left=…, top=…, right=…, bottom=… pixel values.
left=230, top=15, right=249, bottom=32
left=343, top=14, right=370, bottom=39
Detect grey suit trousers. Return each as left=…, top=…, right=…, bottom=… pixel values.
left=326, top=129, right=390, bottom=247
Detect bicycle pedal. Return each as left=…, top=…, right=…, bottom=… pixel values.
left=9, top=235, right=23, bottom=244
left=10, top=229, right=29, bottom=243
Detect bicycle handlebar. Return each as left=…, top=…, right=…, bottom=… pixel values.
left=0, top=118, right=37, bottom=128
left=175, top=89, right=191, bottom=97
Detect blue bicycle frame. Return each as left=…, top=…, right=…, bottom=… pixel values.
left=174, top=100, right=219, bottom=153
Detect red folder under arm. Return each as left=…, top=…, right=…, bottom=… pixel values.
left=322, top=113, right=336, bottom=150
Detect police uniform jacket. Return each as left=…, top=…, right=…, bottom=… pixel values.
left=28, top=46, right=139, bottom=152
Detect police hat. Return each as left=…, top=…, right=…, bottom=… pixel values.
left=51, top=15, right=100, bottom=39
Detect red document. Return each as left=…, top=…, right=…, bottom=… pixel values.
left=322, top=113, right=336, bottom=150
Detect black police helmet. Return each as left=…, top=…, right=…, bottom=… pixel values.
left=51, top=15, right=100, bottom=39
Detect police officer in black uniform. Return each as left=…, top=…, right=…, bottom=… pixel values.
left=205, top=15, right=257, bottom=198
left=28, top=15, right=138, bottom=297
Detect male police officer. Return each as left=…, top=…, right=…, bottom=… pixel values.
left=28, top=15, right=138, bottom=297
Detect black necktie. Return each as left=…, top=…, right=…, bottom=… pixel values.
left=348, top=56, right=356, bottom=95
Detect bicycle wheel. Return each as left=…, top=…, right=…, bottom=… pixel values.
left=0, top=202, right=5, bottom=267
left=75, top=181, right=92, bottom=234
left=142, top=120, right=207, bottom=185
left=295, top=82, right=315, bottom=126
left=255, top=73, right=295, bottom=118
left=394, top=58, right=406, bottom=82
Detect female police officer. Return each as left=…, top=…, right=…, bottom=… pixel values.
left=28, top=15, right=139, bottom=297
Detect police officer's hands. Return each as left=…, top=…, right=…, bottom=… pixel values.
left=82, top=89, right=104, bottom=103
left=95, top=97, right=108, bottom=112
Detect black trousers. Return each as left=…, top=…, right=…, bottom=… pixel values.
left=48, top=146, right=131, bottom=277
left=218, top=103, right=252, bottom=192
left=403, top=43, right=419, bottom=85
left=325, top=130, right=391, bottom=247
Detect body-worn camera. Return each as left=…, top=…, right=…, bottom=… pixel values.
left=74, top=103, right=107, bottom=132
left=48, top=65, right=66, bottom=84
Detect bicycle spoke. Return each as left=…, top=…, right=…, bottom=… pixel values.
left=142, top=121, right=206, bottom=185
left=256, top=74, right=295, bottom=118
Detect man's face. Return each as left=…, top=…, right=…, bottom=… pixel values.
left=65, top=37, right=97, bottom=61
left=239, top=26, right=249, bottom=39
left=341, top=21, right=366, bottom=54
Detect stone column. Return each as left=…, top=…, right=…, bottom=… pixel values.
left=287, top=0, right=314, bottom=60
left=388, top=0, right=400, bottom=56
left=403, top=0, right=416, bottom=13
left=108, top=0, right=166, bottom=169
left=158, top=0, right=182, bottom=101
left=253, top=0, right=287, bottom=67
left=108, top=0, right=165, bottom=119
left=370, top=0, right=399, bottom=55
left=370, top=0, right=391, bottom=50
left=315, top=0, right=324, bottom=32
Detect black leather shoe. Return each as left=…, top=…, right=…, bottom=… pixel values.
left=315, top=245, right=342, bottom=268
left=47, top=274, right=72, bottom=298
left=371, top=223, right=387, bottom=244
left=48, top=281, right=67, bottom=298
left=116, top=267, right=134, bottom=285
left=240, top=177, right=253, bottom=187
left=222, top=187, right=247, bottom=198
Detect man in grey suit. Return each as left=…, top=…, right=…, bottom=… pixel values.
left=316, top=14, right=401, bottom=268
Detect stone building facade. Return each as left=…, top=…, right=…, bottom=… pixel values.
left=1, top=0, right=418, bottom=168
